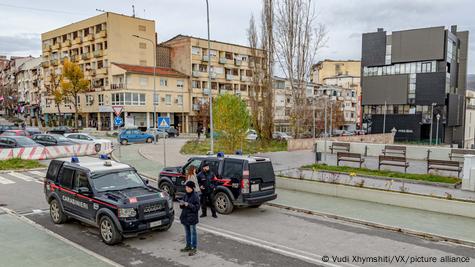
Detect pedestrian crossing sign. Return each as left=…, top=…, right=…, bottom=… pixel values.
left=158, top=117, right=170, bottom=129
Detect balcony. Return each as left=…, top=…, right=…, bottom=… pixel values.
left=43, top=45, right=51, bottom=52
left=192, top=104, right=200, bottom=111
left=202, top=55, right=209, bottom=62
left=234, top=59, right=242, bottom=66
left=210, top=72, right=217, bottom=80
left=81, top=52, right=91, bottom=60
left=51, top=43, right=61, bottom=50
left=95, top=30, right=107, bottom=39
left=62, top=40, right=71, bottom=47
left=192, top=71, right=201, bottom=77
left=60, top=56, right=70, bottom=63
left=72, top=37, right=82, bottom=45
left=219, top=57, right=227, bottom=64
left=110, top=83, right=126, bottom=90
left=51, top=59, right=59, bottom=66
left=226, top=74, right=234, bottom=81
left=41, top=61, right=50, bottom=68
left=72, top=55, right=81, bottom=62
left=93, top=50, right=104, bottom=58
left=84, top=34, right=94, bottom=42
left=96, top=68, right=108, bottom=75
left=203, top=88, right=211, bottom=95
left=241, top=76, right=251, bottom=82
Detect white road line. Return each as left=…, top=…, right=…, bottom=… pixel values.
left=0, top=207, right=123, bottom=267
left=34, top=180, right=44, bottom=184
left=8, top=172, right=34, bottom=182
left=29, top=171, right=46, bottom=178
left=0, top=176, right=15, bottom=185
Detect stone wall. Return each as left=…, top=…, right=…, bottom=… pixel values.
left=288, top=133, right=395, bottom=151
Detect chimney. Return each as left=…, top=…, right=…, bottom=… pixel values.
left=451, top=25, right=457, bottom=33
left=377, top=28, right=384, bottom=32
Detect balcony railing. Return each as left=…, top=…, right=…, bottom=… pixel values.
left=81, top=52, right=91, bottom=60
left=95, top=30, right=107, bottom=39
left=72, top=37, right=82, bottom=45
left=96, top=68, right=108, bottom=75
left=219, top=57, right=227, bottom=64
left=202, top=55, right=209, bottom=62
left=43, top=45, right=51, bottom=52
left=84, top=34, right=94, bottom=42
left=192, top=71, right=201, bottom=77
left=192, top=104, right=200, bottom=111
left=62, top=40, right=71, bottom=47
left=240, top=76, right=251, bottom=82
left=93, top=50, right=104, bottom=58
left=226, top=74, right=234, bottom=81
left=110, top=83, right=126, bottom=90
left=51, top=59, right=59, bottom=66
left=210, top=72, right=217, bottom=79
left=51, top=43, right=61, bottom=50
left=203, top=88, right=211, bottom=95
left=60, top=56, right=70, bottom=63
left=234, top=59, right=242, bottom=66
left=41, top=61, right=50, bottom=68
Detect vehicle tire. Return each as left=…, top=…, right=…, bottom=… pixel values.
left=121, top=139, right=128, bottom=145
left=50, top=199, right=67, bottom=224
left=159, top=181, right=175, bottom=199
left=94, top=143, right=101, bottom=152
left=214, top=192, right=234, bottom=214
left=146, top=137, right=153, bottom=143
left=249, top=204, right=262, bottom=208
left=99, top=216, right=122, bottom=245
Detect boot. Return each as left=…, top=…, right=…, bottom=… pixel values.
left=188, top=248, right=197, bottom=256
left=180, top=246, right=191, bottom=252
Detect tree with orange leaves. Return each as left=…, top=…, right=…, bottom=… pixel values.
left=60, top=59, right=89, bottom=128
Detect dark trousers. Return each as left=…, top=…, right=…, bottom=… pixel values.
left=200, top=193, right=216, bottom=216
left=184, top=224, right=197, bottom=248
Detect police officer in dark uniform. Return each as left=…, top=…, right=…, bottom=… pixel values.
left=197, top=163, right=218, bottom=218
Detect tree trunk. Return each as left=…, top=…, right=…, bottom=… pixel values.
left=56, top=104, right=62, bottom=126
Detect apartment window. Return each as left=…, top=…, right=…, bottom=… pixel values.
left=165, top=94, right=171, bottom=105
left=85, top=95, right=93, bottom=106
left=139, top=42, right=147, bottom=49
left=77, top=96, right=81, bottom=106
left=125, top=93, right=132, bottom=105
left=112, top=93, right=146, bottom=106
left=98, top=94, right=104, bottom=106
left=192, top=80, right=201, bottom=88
left=192, top=46, right=200, bottom=55
left=177, top=80, right=184, bottom=88
left=138, top=25, right=146, bottom=31
left=209, top=50, right=217, bottom=57
left=139, top=93, right=145, bottom=105
left=140, top=77, right=148, bottom=86
left=177, top=95, right=183, bottom=105
left=96, top=24, right=102, bottom=33
left=160, top=78, right=168, bottom=86
left=139, top=60, right=147, bottom=66
left=154, top=93, right=159, bottom=105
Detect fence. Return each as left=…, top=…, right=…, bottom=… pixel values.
left=0, top=143, right=110, bottom=161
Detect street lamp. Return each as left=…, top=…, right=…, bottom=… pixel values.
left=132, top=34, right=157, bottom=133
left=429, top=102, right=436, bottom=145
left=205, top=0, right=214, bottom=154
left=436, top=113, right=441, bottom=145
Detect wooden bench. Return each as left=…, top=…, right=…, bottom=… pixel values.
left=337, top=152, right=364, bottom=168
left=427, top=159, right=462, bottom=177
left=449, top=149, right=475, bottom=160
left=382, top=145, right=406, bottom=157
left=330, top=142, right=350, bottom=154
left=378, top=155, right=409, bottom=173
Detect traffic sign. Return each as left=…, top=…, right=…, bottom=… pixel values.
left=112, top=106, right=123, bottom=117
left=158, top=117, right=170, bottom=129
left=114, top=116, right=123, bottom=126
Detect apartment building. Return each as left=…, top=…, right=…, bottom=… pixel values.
left=159, top=35, right=265, bottom=132
left=16, top=57, right=43, bottom=125
left=465, top=90, right=475, bottom=148
left=0, top=56, right=33, bottom=116
left=361, top=26, right=469, bottom=145
left=314, top=85, right=358, bottom=131
left=273, top=77, right=292, bottom=133
left=40, top=12, right=157, bottom=129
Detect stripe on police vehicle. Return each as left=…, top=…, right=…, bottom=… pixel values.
left=0, top=176, right=15, bottom=184
left=8, top=172, right=35, bottom=182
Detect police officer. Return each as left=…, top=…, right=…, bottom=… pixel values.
left=197, top=163, right=217, bottom=218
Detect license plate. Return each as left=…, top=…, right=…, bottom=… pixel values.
left=251, top=184, right=259, bottom=192
left=150, top=220, right=162, bottom=228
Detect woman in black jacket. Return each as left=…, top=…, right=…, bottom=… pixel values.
left=179, top=180, right=201, bottom=256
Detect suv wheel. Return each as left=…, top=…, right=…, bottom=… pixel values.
left=214, top=192, right=234, bottom=214
left=146, top=137, right=153, bottom=143
left=99, top=216, right=122, bottom=245
left=121, top=139, right=128, bottom=145
left=159, top=181, right=175, bottom=199
left=50, top=199, right=67, bottom=224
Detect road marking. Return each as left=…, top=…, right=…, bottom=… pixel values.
left=0, top=207, right=123, bottom=267
left=0, top=176, right=15, bottom=185
left=29, top=171, right=46, bottom=178
left=8, top=172, right=34, bottom=182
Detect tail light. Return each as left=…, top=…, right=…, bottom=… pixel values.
left=241, top=170, right=250, bottom=194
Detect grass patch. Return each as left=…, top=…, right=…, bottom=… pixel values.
left=0, top=158, right=44, bottom=170
left=180, top=139, right=287, bottom=155
left=302, top=163, right=461, bottom=184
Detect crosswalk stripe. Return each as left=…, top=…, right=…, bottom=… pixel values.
left=29, top=171, right=46, bottom=178
left=8, top=172, right=34, bottom=182
left=0, top=176, right=15, bottom=184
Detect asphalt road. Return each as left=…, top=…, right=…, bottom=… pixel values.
left=1, top=169, right=474, bottom=267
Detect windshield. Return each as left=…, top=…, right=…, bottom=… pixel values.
left=15, top=137, right=39, bottom=146
left=92, top=170, right=145, bottom=192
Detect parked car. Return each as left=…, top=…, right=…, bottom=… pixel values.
left=272, top=132, right=293, bottom=141
left=64, top=133, right=112, bottom=152
left=0, top=125, right=19, bottom=134
left=118, top=128, right=155, bottom=145
left=0, top=130, right=32, bottom=138
left=159, top=154, right=277, bottom=214
left=48, top=126, right=78, bottom=135
left=246, top=130, right=258, bottom=141
left=0, top=136, right=44, bottom=148
left=165, top=127, right=179, bottom=138
left=25, top=127, right=42, bottom=136
left=32, top=134, right=78, bottom=146
left=45, top=159, right=174, bottom=245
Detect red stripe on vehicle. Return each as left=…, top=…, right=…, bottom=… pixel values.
left=50, top=184, right=117, bottom=208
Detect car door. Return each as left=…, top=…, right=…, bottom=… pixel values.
left=57, top=166, right=77, bottom=213
left=72, top=170, right=94, bottom=220
left=0, top=137, right=14, bottom=148
left=45, top=136, right=57, bottom=146
left=179, top=158, right=203, bottom=192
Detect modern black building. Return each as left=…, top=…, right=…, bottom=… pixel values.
left=361, top=26, right=469, bottom=146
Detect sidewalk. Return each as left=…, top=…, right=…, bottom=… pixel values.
left=0, top=209, right=113, bottom=267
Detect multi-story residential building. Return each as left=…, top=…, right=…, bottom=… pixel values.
left=40, top=12, right=158, bottom=130
left=361, top=26, right=469, bottom=145
left=16, top=57, right=43, bottom=125
left=465, top=90, right=475, bottom=148
left=158, top=35, right=265, bottom=133
left=273, top=77, right=292, bottom=133
left=0, top=55, right=9, bottom=70
left=0, top=56, right=33, bottom=116
left=314, top=85, right=358, bottom=131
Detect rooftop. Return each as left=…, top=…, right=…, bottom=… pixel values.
left=161, top=34, right=264, bottom=52
left=112, top=63, right=187, bottom=78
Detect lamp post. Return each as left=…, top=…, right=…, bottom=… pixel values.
left=429, top=102, right=436, bottom=145
left=205, top=0, right=214, bottom=154
left=436, top=113, right=441, bottom=145
left=382, top=100, right=387, bottom=134
left=324, top=98, right=328, bottom=163
left=132, top=34, right=156, bottom=139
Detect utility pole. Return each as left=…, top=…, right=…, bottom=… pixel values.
left=383, top=100, right=387, bottom=134
left=206, top=0, right=214, bottom=154
left=429, top=103, right=436, bottom=145
left=330, top=101, right=333, bottom=136
left=436, top=113, right=440, bottom=145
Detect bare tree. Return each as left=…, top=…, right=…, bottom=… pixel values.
left=274, top=0, right=327, bottom=138
left=247, top=14, right=262, bottom=137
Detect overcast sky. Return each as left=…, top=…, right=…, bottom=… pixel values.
left=0, top=0, right=473, bottom=73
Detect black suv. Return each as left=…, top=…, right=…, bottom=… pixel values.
left=44, top=159, right=174, bottom=245
left=159, top=155, right=277, bottom=214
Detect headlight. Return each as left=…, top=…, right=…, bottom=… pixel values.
left=118, top=208, right=137, bottom=218
left=160, top=192, right=173, bottom=209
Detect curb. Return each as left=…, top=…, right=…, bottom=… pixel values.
left=266, top=202, right=475, bottom=248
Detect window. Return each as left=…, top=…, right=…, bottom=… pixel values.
left=85, top=95, right=93, bottom=106
left=177, top=95, right=183, bottom=105
left=98, top=94, right=104, bottom=106
left=222, top=160, right=243, bottom=179
left=74, top=171, right=89, bottom=190
left=177, top=80, right=184, bottom=88
left=192, top=46, right=200, bottom=55
left=59, top=167, right=74, bottom=189
left=160, top=79, right=168, bottom=86
left=185, top=159, right=202, bottom=173
left=192, top=80, right=201, bottom=88
left=112, top=93, right=145, bottom=106
left=139, top=42, right=147, bottom=49
left=138, top=25, right=146, bottom=31
left=165, top=94, right=171, bottom=105
left=154, top=93, right=159, bottom=105
left=132, top=93, right=139, bottom=105
left=140, top=77, right=148, bottom=86
left=125, top=92, right=132, bottom=105
left=139, top=93, right=146, bottom=105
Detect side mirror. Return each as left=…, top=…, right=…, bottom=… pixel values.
left=78, top=187, right=91, bottom=195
